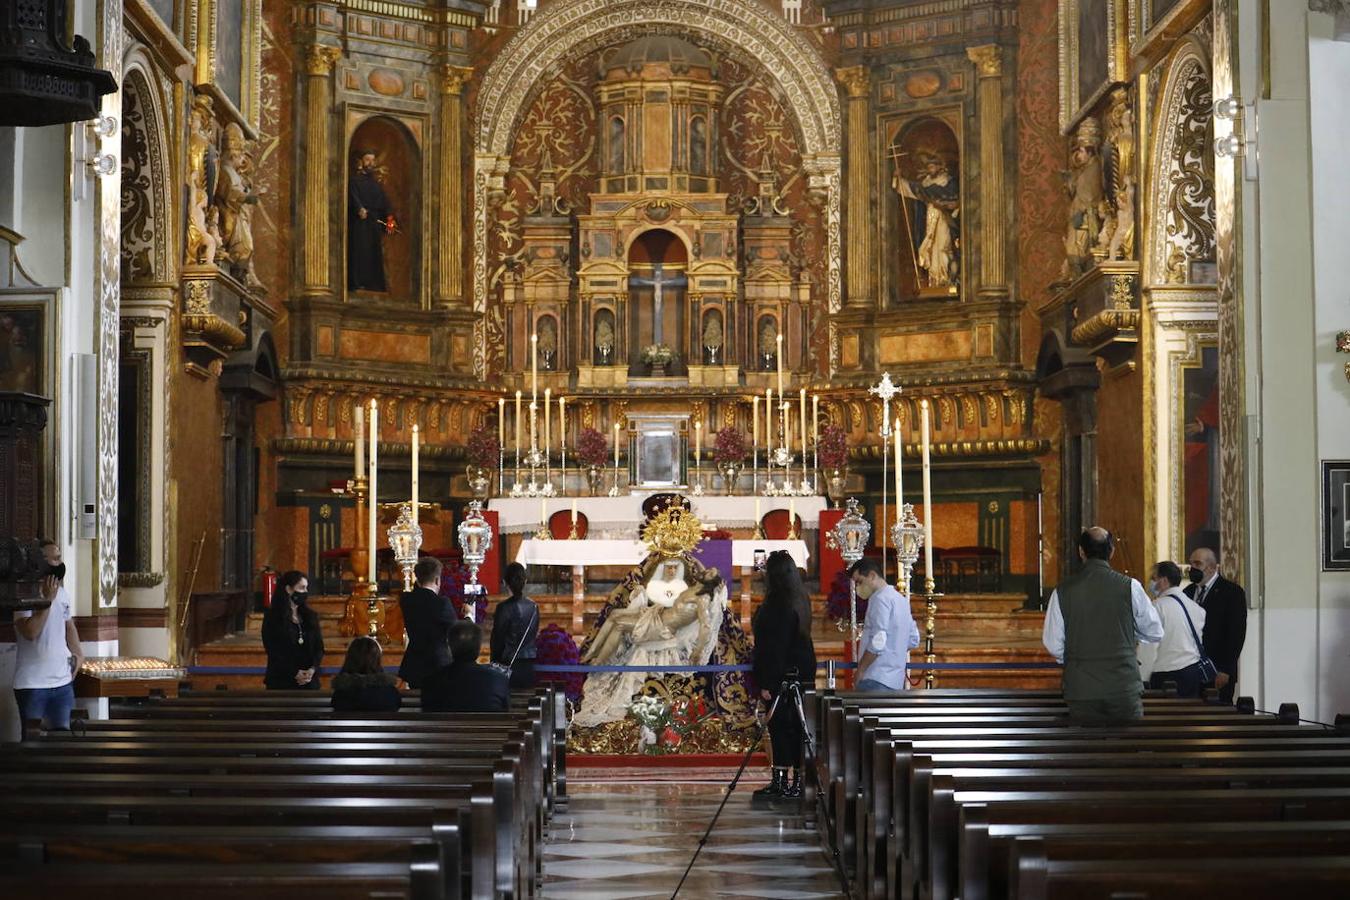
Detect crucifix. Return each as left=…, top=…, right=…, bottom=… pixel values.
left=630, top=263, right=687, bottom=345
left=869, top=372, right=901, bottom=580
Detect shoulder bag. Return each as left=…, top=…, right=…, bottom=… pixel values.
left=1172, top=595, right=1219, bottom=683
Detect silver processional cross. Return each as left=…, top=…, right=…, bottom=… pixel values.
left=869, top=372, right=901, bottom=580
left=631, top=263, right=687, bottom=345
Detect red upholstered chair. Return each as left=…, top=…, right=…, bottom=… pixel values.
left=318, top=546, right=351, bottom=594
left=547, top=509, right=589, bottom=540
left=942, top=545, right=1001, bottom=592
left=760, top=509, right=803, bottom=540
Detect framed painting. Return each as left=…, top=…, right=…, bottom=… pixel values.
left=1323, top=461, right=1350, bottom=571
left=191, top=0, right=262, bottom=130
left=1179, top=344, right=1220, bottom=557
left=1059, top=0, right=1127, bottom=131
left=1129, top=0, right=1212, bottom=63
left=0, top=297, right=51, bottom=397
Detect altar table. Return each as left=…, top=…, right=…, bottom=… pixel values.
left=515, top=538, right=810, bottom=632
left=490, top=495, right=827, bottom=535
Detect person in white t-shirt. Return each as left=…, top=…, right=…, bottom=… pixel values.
left=12, top=541, right=83, bottom=732
left=1137, top=559, right=1206, bottom=698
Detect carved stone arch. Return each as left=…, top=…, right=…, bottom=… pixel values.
left=119, top=54, right=174, bottom=285
left=1146, top=40, right=1216, bottom=286
left=472, top=0, right=844, bottom=375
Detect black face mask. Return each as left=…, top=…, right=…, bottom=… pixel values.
left=46, top=562, right=66, bottom=581
left=1188, top=567, right=1205, bottom=584
left=292, top=591, right=308, bottom=605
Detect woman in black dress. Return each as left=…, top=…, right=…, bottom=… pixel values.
left=751, top=550, right=817, bottom=800
left=331, top=636, right=402, bottom=712
left=490, top=563, right=539, bottom=689
left=261, top=570, right=325, bottom=690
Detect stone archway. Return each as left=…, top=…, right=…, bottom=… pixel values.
left=472, top=0, right=843, bottom=377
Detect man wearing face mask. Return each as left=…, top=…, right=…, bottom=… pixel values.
left=12, top=540, right=83, bottom=734
left=1042, top=527, right=1163, bottom=724
left=1184, top=547, right=1247, bottom=704
left=849, top=558, right=920, bottom=691
left=1138, top=561, right=1206, bottom=698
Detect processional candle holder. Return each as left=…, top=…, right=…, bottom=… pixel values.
left=771, top=446, right=793, bottom=495
left=457, top=500, right=493, bottom=624
left=387, top=502, right=424, bottom=594
left=831, top=497, right=871, bottom=659
left=892, top=503, right=938, bottom=689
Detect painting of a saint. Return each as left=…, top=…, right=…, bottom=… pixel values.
left=1183, top=346, right=1221, bottom=555
left=1150, top=0, right=1184, bottom=28
left=0, top=309, right=43, bottom=394
left=215, top=0, right=244, bottom=110
left=1077, top=0, right=1111, bottom=111
left=890, top=117, right=960, bottom=299
left=346, top=116, right=419, bottom=300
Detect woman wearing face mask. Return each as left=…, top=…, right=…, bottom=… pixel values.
left=262, top=570, right=325, bottom=690
left=751, top=550, right=817, bottom=801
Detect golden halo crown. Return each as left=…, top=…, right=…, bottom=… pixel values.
left=640, top=506, right=705, bottom=558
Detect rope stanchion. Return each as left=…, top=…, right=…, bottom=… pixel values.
left=185, top=661, right=1063, bottom=676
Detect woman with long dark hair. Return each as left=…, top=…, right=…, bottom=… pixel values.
left=261, top=570, right=325, bottom=690
left=490, top=562, right=539, bottom=689
left=751, top=550, right=817, bottom=800
left=331, top=636, right=402, bottom=712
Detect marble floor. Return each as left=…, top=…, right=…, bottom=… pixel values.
left=542, top=780, right=846, bottom=899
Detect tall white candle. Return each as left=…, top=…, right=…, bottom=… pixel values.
left=921, top=399, right=934, bottom=583
left=544, top=388, right=552, bottom=453
left=529, top=402, right=537, bottom=451
left=752, top=394, right=760, bottom=451
left=694, top=420, right=701, bottom=465
left=497, top=398, right=505, bottom=452
left=894, top=416, right=903, bottom=506
left=368, top=398, right=378, bottom=585
left=765, top=388, right=774, bottom=455
left=354, top=403, right=364, bottom=480
left=570, top=498, right=577, bottom=526
left=558, top=396, right=566, bottom=454
left=788, top=497, right=796, bottom=534
left=411, top=424, right=420, bottom=524
left=776, top=332, right=784, bottom=396
left=530, top=332, right=538, bottom=403
left=514, top=390, right=522, bottom=456
left=799, top=388, right=807, bottom=455
left=613, top=422, right=621, bottom=467
left=812, top=394, right=819, bottom=446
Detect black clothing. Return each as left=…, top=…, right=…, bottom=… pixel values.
left=1186, top=575, right=1248, bottom=704
left=767, top=698, right=806, bottom=767
left=1148, top=664, right=1204, bottom=699
left=399, top=586, right=457, bottom=689
left=330, top=672, right=403, bottom=712
left=507, top=659, right=536, bottom=691
left=261, top=603, right=325, bottom=690
left=751, top=601, right=816, bottom=695
left=420, top=659, right=510, bottom=713
left=491, top=595, right=539, bottom=665
left=348, top=169, right=391, bottom=291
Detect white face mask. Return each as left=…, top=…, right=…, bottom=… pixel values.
left=1147, top=579, right=1160, bottom=596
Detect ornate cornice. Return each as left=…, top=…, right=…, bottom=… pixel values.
left=852, top=439, right=1050, bottom=461
left=273, top=437, right=468, bottom=460
left=1071, top=308, right=1140, bottom=345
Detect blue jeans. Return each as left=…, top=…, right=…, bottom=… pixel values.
left=856, top=678, right=899, bottom=692
left=15, top=682, right=75, bottom=732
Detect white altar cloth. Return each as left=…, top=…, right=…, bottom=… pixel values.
left=514, top=538, right=809, bottom=569
left=490, top=495, right=827, bottom=535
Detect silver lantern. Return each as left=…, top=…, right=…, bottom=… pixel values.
left=457, top=500, right=493, bottom=622
left=831, top=497, right=871, bottom=658
left=386, top=502, right=424, bottom=593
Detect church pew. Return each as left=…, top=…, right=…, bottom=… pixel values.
left=958, top=817, right=1350, bottom=900
left=1009, top=848, right=1350, bottom=900
left=0, top=824, right=461, bottom=900
left=0, top=858, right=449, bottom=900
left=927, top=785, right=1350, bottom=900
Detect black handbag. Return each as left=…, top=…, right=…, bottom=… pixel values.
left=1173, top=595, right=1219, bottom=683
left=488, top=606, right=537, bottom=678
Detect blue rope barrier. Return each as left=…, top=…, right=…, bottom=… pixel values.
left=185, top=661, right=1062, bottom=676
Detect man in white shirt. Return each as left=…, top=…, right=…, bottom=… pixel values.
left=850, top=558, right=921, bottom=691
left=12, top=541, right=83, bottom=733
left=1137, top=560, right=1206, bottom=697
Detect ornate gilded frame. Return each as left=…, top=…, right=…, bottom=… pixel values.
left=1128, top=0, right=1213, bottom=65
left=0, top=287, right=62, bottom=541
left=188, top=0, right=263, bottom=134
left=1059, top=0, right=1130, bottom=132
left=1169, top=330, right=1220, bottom=555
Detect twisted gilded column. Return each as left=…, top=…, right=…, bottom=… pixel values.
left=835, top=66, right=874, bottom=307
left=438, top=65, right=474, bottom=304
left=302, top=45, right=341, bottom=295
left=967, top=45, right=1007, bottom=297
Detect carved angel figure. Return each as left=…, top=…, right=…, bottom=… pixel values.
left=185, top=94, right=219, bottom=267
left=216, top=123, right=264, bottom=291
left=1061, top=118, right=1104, bottom=279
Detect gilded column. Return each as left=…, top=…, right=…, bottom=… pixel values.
left=967, top=45, right=1007, bottom=297
left=835, top=66, right=874, bottom=307
left=438, top=65, right=474, bottom=304
left=302, top=45, right=341, bottom=295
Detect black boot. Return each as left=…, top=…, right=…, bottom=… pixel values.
left=782, top=767, right=803, bottom=799
left=753, top=767, right=787, bottom=801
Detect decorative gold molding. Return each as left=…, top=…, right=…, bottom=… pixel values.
left=969, top=44, right=1007, bottom=296
left=966, top=44, right=1003, bottom=78
left=440, top=63, right=473, bottom=96
left=305, top=44, right=342, bottom=77
left=1072, top=308, right=1140, bottom=344
left=834, top=65, right=869, bottom=98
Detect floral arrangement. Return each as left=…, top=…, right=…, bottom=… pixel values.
left=576, top=427, right=609, bottom=467
left=630, top=693, right=712, bottom=754
left=536, top=624, right=584, bottom=702
left=824, top=568, right=866, bottom=626
left=712, top=426, right=748, bottom=464
left=438, top=563, right=489, bottom=621
left=818, top=424, right=849, bottom=470
left=640, top=343, right=674, bottom=366
left=466, top=425, right=500, bottom=470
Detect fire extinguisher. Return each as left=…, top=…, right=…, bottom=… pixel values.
left=261, top=566, right=277, bottom=609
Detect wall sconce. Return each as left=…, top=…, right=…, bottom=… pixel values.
left=1213, top=134, right=1244, bottom=158
left=87, top=115, right=118, bottom=139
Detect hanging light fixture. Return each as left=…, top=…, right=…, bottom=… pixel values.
left=457, top=500, right=494, bottom=622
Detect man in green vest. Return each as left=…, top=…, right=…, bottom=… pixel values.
left=1042, top=527, right=1164, bottom=725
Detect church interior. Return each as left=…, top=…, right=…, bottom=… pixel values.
left=3, top=0, right=1350, bottom=897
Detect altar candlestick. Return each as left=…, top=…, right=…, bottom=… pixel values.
left=613, top=422, right=621, bottom=467
left=530, top=333, right=538, bottom=403
left=765, top=388, right=774, bottom=455
left=529, top=402, right=538, bottom=451
left=411, top=424, right=420, bottom=524
left=894, top=417, right=903, bottom=505
left=788, top=497, right=796, bottom=536
left=785, top=410, right=793, bottom=458
left=752, top=394, right=760, bottom=450
left=570, top=499, right=577, bottom=526
left=368, top=398, right=378, bottom=586
left=921, top=399, right=934, bottom=583
left=544, top=388, right=552, bottom=454
left=694, top=420, right=701, bottom=465
left=812, top=394, right=819, bottom=445
left=539, top=498, right=546, bottom=530
left=776, top=333, right=784, bottom=396
left=558, top=396, right=566, bottom=453
left=514, top=391, right=522, bottom=456
left=799, top=388, right=807, bottom=456
left=354, top=403, right=364, bottom=480
left=497, top=398, right=504, bottom=450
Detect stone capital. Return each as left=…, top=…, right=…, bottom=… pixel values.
left=834, top=65, right=870, bottom=100
left=305, top=45, right=341, bottom=76
left=440, top=64, right=475, bottom=96
left=966, top=44, right=1003, bottom=78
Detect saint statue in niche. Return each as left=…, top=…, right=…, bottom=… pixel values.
left=758, top=317, right=778, bottom=370
left=594, top=314, right=615, bottom=365
left=348, top=149, right=395, bottom=292
left=702, top=312, right=723, bottom=365
left=538, top=317, right=558, bottom=370
left=892, top=154, right=959, bottom=292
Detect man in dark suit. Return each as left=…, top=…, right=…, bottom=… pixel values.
left=398, top=557, right=456, bottom=689
left=421, top=621, right=510, bottom=713
left=1185, top=547, right=1248, bottom=705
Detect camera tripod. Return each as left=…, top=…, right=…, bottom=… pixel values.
left=668, top=672, right=852, bottom=899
